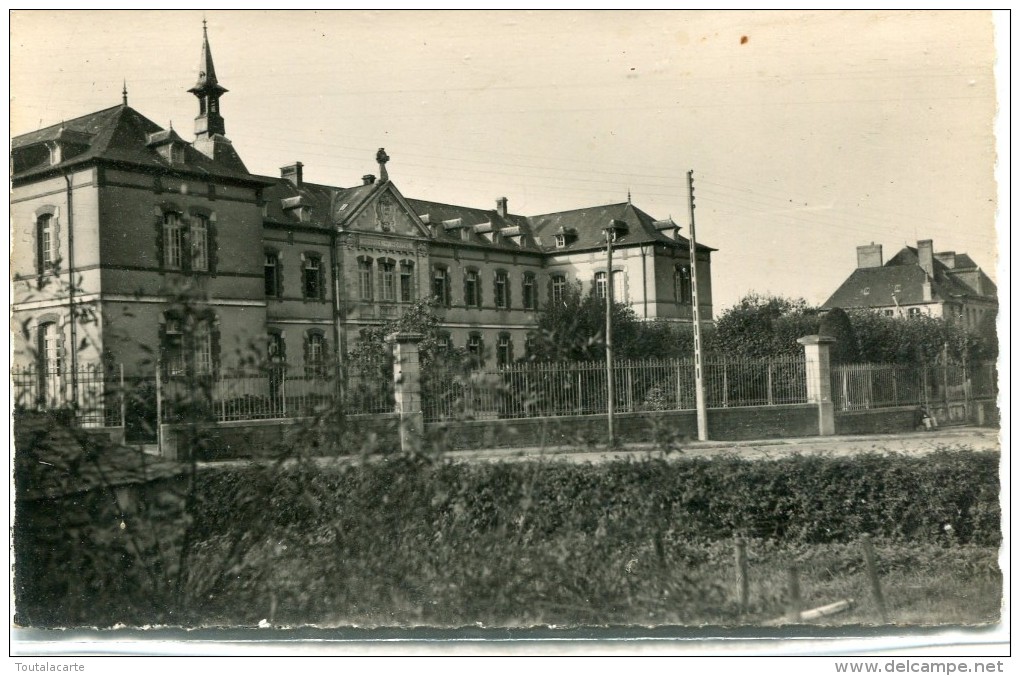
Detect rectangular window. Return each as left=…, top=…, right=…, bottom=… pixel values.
left=358, top=259, right=373, bottom=300
left=496, top=334, right=512, bottom=367
left=264, top=252, right=279, bottom=297
left=304, top=256, right=322, bottom=300
left=379, top=260, right=396, bottom=302
left=164, top=319, right=186, bottom=377
left=268, top=332, right=285, bottom=362
left=37, top=215, right=53, bottom=273
left=400, top=262, right=414, bottom=302
left=163, top=212, right=184, bottom=269
left=612, top=270, right=626, bottom=303
left=467, top=334, right=482, bottom=356
left=191, top=215, right=209, bottom=272
left=433, top=266, right=450, bottom=306
left=495, top=271, right=509, bottom=309
left=674, top=265, right=692, bottom=305
left=551, top=275, right=566, bottom=304
left=465, top=269, right=480, bottom=307
left=194, top=324, right=213, bottom=376
left=37, top=322, right=61, bottom=403
left=306, top=333, right=327, bottom=378
left=594, top=271, right=608, bottom=300
left=522, top=273, right=536, bottom=310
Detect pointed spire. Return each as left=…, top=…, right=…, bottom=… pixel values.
left=122, top=80, right=128, bottom=106
left=192, top=17, right=223, bottom=93
left=627, top=188, right=632, bottom=205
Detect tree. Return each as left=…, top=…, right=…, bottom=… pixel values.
left=527, top=281, right=697, bottom=361
left=712, top=293, right=819, bottom=358
left=818, top=307, right=860, bottom=364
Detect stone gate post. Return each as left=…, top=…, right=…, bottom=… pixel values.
left=797, top=334, right=837, bottom=436
left=387, top=332, right=424, bottom=453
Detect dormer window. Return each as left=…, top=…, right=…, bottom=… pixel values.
left=555, top=234, right=566, bottom=249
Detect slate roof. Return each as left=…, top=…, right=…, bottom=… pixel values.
left=14, top=412, right=184, bottom=502
left=528, top=202, right=714, bottom=253
left=822, top=245, right=997, bottom=310
left=406, top=198, right=542, bottom=252
left=11, top=104, right=266, bottom=184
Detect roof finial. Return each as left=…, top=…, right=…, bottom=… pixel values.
left=627, top=188, right=632, bottom=205
left=122, top=80, right=128, bottom=106
left=202, top=16, right=208, bottom=38
left=169, top=119, right=174, bottom=131
left=377, top=148, right=390, bottom=182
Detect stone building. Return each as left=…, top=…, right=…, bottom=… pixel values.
left=11, top=26, right=714, bottom=386
left=822, top=239, right=997, bottom=330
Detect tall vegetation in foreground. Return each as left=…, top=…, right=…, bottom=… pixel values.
left=16, top=448, right=1000, bottom=627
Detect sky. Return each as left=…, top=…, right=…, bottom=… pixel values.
left=9, top=10, right=1004, bottom=313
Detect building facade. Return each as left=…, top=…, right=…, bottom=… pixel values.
left=12, top=27, right=714, bottom=386
left=822, top=239, right=997, bottom=330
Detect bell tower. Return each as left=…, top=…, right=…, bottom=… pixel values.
left=189, top=19, right=227, bottom=138
left=187, top=20, right=247, bottom=171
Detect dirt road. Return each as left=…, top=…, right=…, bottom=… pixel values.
left=444, top=427, right=1001, bottom=464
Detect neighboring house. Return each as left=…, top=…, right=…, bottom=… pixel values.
left=11, top=26, right=715, bottom=387
left=822, top=239, right=997, bottom=331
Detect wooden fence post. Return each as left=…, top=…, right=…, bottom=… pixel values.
left=735, top=538, right=749, bottom=613
left=861, top=534, right=888, bottom=623
left=785, top=563, right=802, bottom=623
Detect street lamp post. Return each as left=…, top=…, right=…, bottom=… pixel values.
left=604, top=219, right=624, bottom=448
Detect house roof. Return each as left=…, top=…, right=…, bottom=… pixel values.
left=406, top=198, right=543, bottom=252
left=14, top=412, right=184, bottom=501
left=11, top=105, right=265, bottom=184
left=528, top=202, right=715, bottom=253
left=822, top=245, right=996, bottom=310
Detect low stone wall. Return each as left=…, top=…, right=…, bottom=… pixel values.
left=835, top=406, right=919, bottom=436
left=161, top=414, right=401, bottom=461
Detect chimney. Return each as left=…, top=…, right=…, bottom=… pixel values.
left=917, top=239, right=934, bottom=276
left=281, top=162, right=303, bottom=187
left=935, top=251, right=957, bottom=269
left=496, top=196, right=508, bottom=218
left=362, top=174, right=376, bottom=186
left=856, top=242, right=883, bottom=269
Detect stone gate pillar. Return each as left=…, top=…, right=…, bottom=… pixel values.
left=387, top=332, right=424, bottom=453
left=797, top=334, right=837, bottom=436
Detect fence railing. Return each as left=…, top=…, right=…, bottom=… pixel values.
left=831, top=362, right=997, bottom=412
left=422, top=356, right=808, bottom=422
left=11, top=364, right=125, bottom=428
left=159, top=363, right=394, bottom=423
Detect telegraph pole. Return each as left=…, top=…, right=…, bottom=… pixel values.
left=687, top=171, right=708, bottom=441
left=604, top=220, right=620, bottom=448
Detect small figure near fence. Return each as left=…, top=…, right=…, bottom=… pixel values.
left=915, top=405, right=938, bottom=431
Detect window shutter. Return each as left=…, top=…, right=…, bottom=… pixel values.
left=210, top=320, right=222, bottom=377
left=319, top=257, right=327, bottom=302
left=277, top=254, right=284, bottom=298
left=158, top=322, right=169, bottom=379
left=302, top=332, right=310, bottom=375
left=181, top=215, right=192, bottom=273
left=155, top=211, right=165, bottom=273
left=547, top=277, right=554, bottom=305
left=444, top=270, right=451, bottom=307
left=207, top=214, right=219, bottom=276
left=463, top=271, right=469, bottom=308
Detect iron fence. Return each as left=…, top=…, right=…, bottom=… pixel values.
left=831, top=362, right=997, bottom=412
left=11, top=364, right=125, bottom=428
left=159, top=362, right=394, bottom=423
left=422, top=356, right=808, bottom=422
